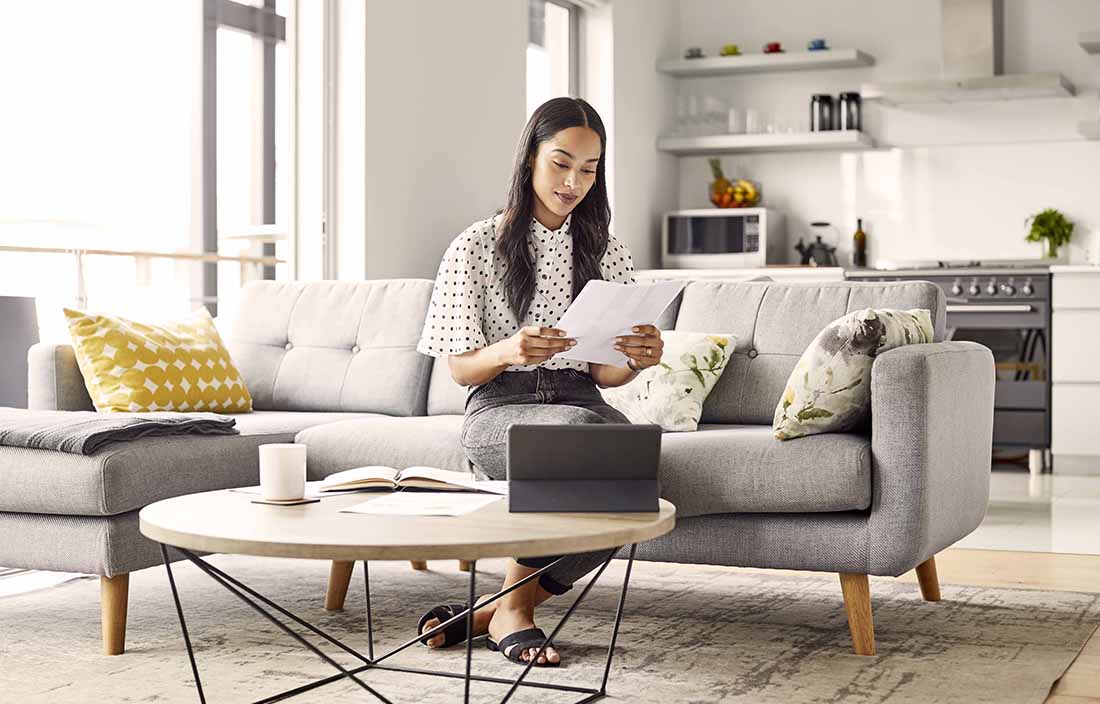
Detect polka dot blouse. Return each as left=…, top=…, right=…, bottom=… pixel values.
left=417, top=213, right=636, bottom=373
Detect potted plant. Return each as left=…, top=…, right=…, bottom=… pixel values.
left=1025, top=208, right=1074, bottom=259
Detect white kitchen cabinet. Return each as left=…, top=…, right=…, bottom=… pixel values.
left=1052, top=385, right=1100, bottom=456
left=1052, top=311, right=1100, bottom=383
left=1051, top=267, right=1100, bottom=474
left=1052, top=271, right=1100, bottom=308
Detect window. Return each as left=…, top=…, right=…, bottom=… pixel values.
left=0, top=0, right=288, bottom=339
left=527, top=0, right=579, bottom=118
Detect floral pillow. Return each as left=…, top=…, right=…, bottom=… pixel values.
left=601, top=331, right=734, bottom=432
left=773, top=308, right=933, bottom=440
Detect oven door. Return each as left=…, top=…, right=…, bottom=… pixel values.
left=944, top=301, right=1050, bottom=447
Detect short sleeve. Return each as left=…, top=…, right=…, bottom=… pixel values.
left=600, top=234, right=636, bottom=285
left=417, top=230, right=490, bottom=357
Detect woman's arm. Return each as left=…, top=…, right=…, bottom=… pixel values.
left=589, top=362, right=638, bottom=389
left=448, top=326, right=576, bottom=387
left=591, top=324, right=665, bottom=388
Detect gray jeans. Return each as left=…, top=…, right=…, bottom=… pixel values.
left=462, top=367, right=628, bottom=594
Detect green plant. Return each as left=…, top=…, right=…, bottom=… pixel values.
left=1025, top=208, right=1074, bottom=259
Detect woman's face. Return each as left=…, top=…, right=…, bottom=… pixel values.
left=529, top=126, right=602, bottom=227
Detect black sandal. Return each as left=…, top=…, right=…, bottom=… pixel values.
left=486, top=627, right=561, bottom=667
left=417, top=603, right=476, bottom=648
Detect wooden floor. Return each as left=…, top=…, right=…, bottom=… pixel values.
left=740, top=548, right=1100, bottom=703
left=897, top=549, right=1100, bottom=704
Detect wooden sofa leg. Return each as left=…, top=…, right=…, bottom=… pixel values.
left=915, top=556, right=942, bottom=602
left=325, top=561, right=356, bottom=611
left=458, top=560, right=472, bottom=573
left=839, top=573, right=876, bottom=656
left=410, top=560, right=428, bottom=571
left=101, top=573, right=129, bottom=656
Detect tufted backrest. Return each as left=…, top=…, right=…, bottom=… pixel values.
left=674, top=280, right=946, bottom=425
left=222, top=280, right=435, bottom=415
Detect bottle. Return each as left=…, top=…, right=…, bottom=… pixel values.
left=852, top=218, right=867, bottom=268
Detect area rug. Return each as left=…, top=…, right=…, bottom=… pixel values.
left=1, top=555, right=1096, bottom=703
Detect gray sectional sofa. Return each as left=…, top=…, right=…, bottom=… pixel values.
left=1, top=278, right=994, bottom=657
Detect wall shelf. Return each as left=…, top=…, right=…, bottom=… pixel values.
left=656, top=48, right=874, bottom=77
left=1080, top=121, right=1100, bottom=140
left=656, top=130, right=875, bottom=156
left=1080, top=30, right=1100, bottom=54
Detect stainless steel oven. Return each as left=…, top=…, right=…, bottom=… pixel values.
left=849, top=266, right=1052, bottom=470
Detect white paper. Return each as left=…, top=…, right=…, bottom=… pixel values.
left=554, top=280, right=685, bottom=365
left=339, top=492, right=503, bottom=517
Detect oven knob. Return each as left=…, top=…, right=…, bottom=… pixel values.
left=1000, top=283, right=1016, bottom=296
left=986, top=280, right=998, bottom=296
left=968, top=282, right=981, bottom=296
left=950, top=281, right=964, bottom=296
left=1021, top=280, right=1034, bottom=296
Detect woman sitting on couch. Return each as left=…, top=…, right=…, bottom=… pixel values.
left=414, top=97, right=663, bottom=667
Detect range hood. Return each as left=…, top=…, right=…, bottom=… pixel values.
left=861, top=0, right=1075, bottom=104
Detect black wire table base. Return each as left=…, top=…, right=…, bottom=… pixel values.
left=159, top=543, right=638, bottom=704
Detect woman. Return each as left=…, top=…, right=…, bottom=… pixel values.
left=414, top=97, right=664, bottom=667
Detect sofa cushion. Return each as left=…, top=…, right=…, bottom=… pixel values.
left=0, top=411, right=380, bottom=516
left=63, top=306, right=252, bottom=414
left=296, top=415, right=469, bottom=479
left=673, top=281, right=945, bottom=424
left=298, top=416, right=868, bottom=518
left=426, top=356, right=468, bottom=416
left=222, top=280, right=435, bottom=416
left=658, top=424, right=871, bottom=518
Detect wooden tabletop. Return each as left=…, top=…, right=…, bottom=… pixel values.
left=139, top=490, right=676, bottom=562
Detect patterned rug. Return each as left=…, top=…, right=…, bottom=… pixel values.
left=1, top=554, right=1097, bottom=703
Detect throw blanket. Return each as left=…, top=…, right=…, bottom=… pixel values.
left=0, top=408, right=239, bottom=455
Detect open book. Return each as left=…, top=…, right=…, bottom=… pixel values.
left=318, top=466, right=508, bottom=495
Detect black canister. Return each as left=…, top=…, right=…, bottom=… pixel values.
left=810, top=94, right=834, bottom=132
left=837, top=92, right=862, bottom=131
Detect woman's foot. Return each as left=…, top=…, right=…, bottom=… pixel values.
left=487, top=604, right=560, bottom=665
left=420, top=594, right=495, bottom=648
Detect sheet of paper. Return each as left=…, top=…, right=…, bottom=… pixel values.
left=339, top=492, right=503, bottom=517
left=554, top=280, right=685, bottom=365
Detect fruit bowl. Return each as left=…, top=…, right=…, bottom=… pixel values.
left=708, top=178, right=760, bottom=208
left=706, top=157, right=760, bottom=208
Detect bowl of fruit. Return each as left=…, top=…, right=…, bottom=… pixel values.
left=707, top=157, right=760, bottom=208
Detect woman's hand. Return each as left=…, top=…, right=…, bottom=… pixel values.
left=497, top=326, right=576, bottom=367
left=613, top=325, right=664, bottom=371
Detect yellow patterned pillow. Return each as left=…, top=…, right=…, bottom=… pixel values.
left=64, top=307, right=252, bottom=414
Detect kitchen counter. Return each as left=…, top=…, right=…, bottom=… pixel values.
left=1049, top=265, right=1100, bottom=274
left=636, top=266, right=844, bottom=281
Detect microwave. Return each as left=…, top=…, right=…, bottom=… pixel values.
left=661, top=208, right=782, bottom=269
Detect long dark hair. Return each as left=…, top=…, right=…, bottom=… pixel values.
left=495, top=97, right=611, bottom=324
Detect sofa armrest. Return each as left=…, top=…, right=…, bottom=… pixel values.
left=867, top=341, right=994, bottom=575
left=27, top=343, right=94, bottom=411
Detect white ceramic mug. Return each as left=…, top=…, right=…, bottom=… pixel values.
left=258, top=443, right=307, bottom=500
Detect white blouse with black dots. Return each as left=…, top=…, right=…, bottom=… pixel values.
left=416, top=213, right=636, bottom=373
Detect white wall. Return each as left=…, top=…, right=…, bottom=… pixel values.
left=609, top=0, right=681, bottom=270
left=362, top=0, right=526, bottom=280
left=672, top=0, right=1100, bottom=265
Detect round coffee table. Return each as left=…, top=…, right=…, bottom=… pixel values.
left=140, top=489, right=676, bottom=703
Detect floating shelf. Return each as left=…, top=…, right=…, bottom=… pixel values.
left=1080, top=30, right=1100, bottom=54
left=1080, top=121, right=1100, bottom=140
left=656, top=131, right=875, bottom=156
left=657, top=48, right=874, bottom=77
